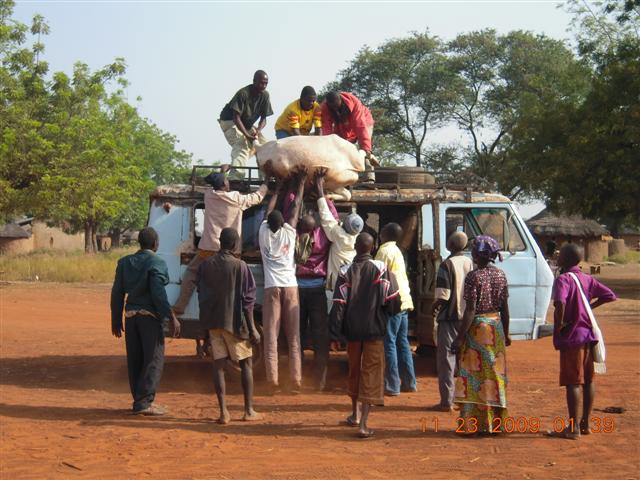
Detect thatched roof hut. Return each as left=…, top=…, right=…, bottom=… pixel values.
left=0, top=223, right=31, bottom=239
left=526, top=209, right=609, bottom=263
left=0, top=223, right=32, bottom=254
left=527, top=209, right=608, bottom=238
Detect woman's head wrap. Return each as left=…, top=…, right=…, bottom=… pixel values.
left=472, top=235, right=502, bottom=262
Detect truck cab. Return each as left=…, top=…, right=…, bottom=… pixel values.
left=147, top=166, right=553, bottom=349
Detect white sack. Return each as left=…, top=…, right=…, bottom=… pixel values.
left=255, top=134, right=366, bottom=201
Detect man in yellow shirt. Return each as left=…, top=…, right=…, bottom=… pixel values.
left=375, top=222, right=417, bottom=396
left=275, top=86, right=322, bottom=139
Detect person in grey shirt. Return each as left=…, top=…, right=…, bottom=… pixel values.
left=427, top=231, right=473, bottom=412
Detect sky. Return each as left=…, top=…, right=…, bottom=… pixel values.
left=12, top=0, right=578, bottom=218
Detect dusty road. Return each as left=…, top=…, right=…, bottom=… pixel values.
left=1, top=265, right=639, bottom=479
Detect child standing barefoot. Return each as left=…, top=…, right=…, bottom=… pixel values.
left=549, top=244, right=616, bottom=439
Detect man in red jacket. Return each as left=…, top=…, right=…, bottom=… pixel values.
left=321, top=91, right=377, bottom=183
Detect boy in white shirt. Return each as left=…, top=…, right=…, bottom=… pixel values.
left=259, top=170, right=305, bottom=392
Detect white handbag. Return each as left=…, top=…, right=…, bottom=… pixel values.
left=568, top=272, right=606, bottom=374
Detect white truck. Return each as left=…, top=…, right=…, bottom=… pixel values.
left=148, top=166, right=553, bottom=355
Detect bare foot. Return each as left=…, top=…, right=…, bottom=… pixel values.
left=580, top=419, right=591, bottom=435
left=217, top=409, right=231, bottom=425
left=242, top=410, right=264, bottom=421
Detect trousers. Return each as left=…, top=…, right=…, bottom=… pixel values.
left=125, top=315, right=165, bottom=411
left=383, top=310, right=417, bottom=393
left=436, top=319, right=459, bottom=407
left=299, top=286, right=329, bottom=386
left=262, top=286, right=302, bottom=385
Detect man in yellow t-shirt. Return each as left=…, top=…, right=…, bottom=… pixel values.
left=375, top=222, right=417, bottom=396
left=274, top=86, right=322, bottom=139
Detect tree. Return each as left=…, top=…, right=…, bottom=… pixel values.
left=0, top=0, right=53, bottom=219
left=448, top=30, right=591, bottom=198
left=325, top=31, right=457, bottom=167
left=1, top=1, right=192, bottom=251
left=534, top=2, right=640, bottom=232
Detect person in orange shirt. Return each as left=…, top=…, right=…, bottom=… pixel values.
left=275, top=86, right=322, bottom=138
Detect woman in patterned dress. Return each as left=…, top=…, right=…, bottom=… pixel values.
left=452, top=235, right=510, bottom=435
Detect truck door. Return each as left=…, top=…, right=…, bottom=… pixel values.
left=147, top=199, right=191, bottom=305
left=415, top=204, right=439, bottom=347
left=438, top=203, right=546, bottom=339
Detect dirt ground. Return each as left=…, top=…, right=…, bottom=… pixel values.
left=1, top=265, right=639, bottom=479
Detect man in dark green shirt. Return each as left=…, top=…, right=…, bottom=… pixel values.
left=218, top=70, right=273, bottom=178
left=111, top=227, right=180, bottom=415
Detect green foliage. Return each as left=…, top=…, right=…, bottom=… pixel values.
left=326, top=32, right=457, bottom=167
left=606, top=250, right=640, bottom=264
left=0, top=1, right=192, bottom=249
left=326, top=29, right=589, bottom=200
left=325, top=4, right=639, bottom=229
left=0, top=247, right=137, bottom=283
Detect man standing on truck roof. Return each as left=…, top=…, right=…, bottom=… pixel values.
left=111, top=227, right=180, bottom=416
left=274, top=86, right=322, bottom=139
left=197, top=228, right=262, bottom=424
left=219, top=70, right=274, bottom=179
left=320, top=91, right=377, bottom=184
left=172, top=166, right=268, bottom=318
left=259, top=169, right=306, bottom=393
left=314, top=168, right=364, bottom=291
left=376, top=222, right=417, bottom=397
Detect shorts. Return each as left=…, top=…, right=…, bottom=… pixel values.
left=560, top=344, right=594, bottom=386
left=209, top=329, right=252, bottom=362
left=347, top=340, right=385, bottom=406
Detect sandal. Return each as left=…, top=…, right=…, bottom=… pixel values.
left=343, top=416, right=359, bottom=427
left=545, top=428, right=580, bottom=440
left=358, top=429, right=375, bottom=439
left=134, top=404, right=167, bottom=416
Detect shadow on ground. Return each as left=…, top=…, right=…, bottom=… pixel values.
left=0, top=352, right=438, bottom=395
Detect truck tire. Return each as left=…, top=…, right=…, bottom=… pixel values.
left=375, top=168, right=436, bottom=186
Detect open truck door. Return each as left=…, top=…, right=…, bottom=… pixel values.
left=415, top=204, right=439, bottom=348
left=437, top=202, right=553, bottom=340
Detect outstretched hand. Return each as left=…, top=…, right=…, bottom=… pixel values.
left=315, top=167, right=327, bottom=196
left=292, top=165, right=308, bottom=184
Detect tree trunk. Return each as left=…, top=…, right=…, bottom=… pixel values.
left=92, top=222, right=98, bottom=253
left=84, top=221, right=94, bottom=253
left=415, top=149, right=421, bottom=168
left=110, top=228, right=122, bottom=249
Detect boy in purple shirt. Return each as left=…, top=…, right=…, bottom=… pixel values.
left=550, top=244, right=616, bottom=439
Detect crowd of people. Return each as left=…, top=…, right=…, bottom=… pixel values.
left=109, top=70, right=618, bottom=440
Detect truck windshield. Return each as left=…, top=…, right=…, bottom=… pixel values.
left=445, top=208, right=526, bottom=251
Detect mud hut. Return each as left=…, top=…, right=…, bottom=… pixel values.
left=0, top=219, right=85, bottom=254
left=0, top=223, right=32, bottom=254
left=526, top=209, right=609, bottom=263
left=618, top=227, right=640, bottom=250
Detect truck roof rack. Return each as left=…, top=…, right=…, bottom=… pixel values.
left=189, top=165, right=487, bottom=197
left=189, top=165, right=264, bottom=192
